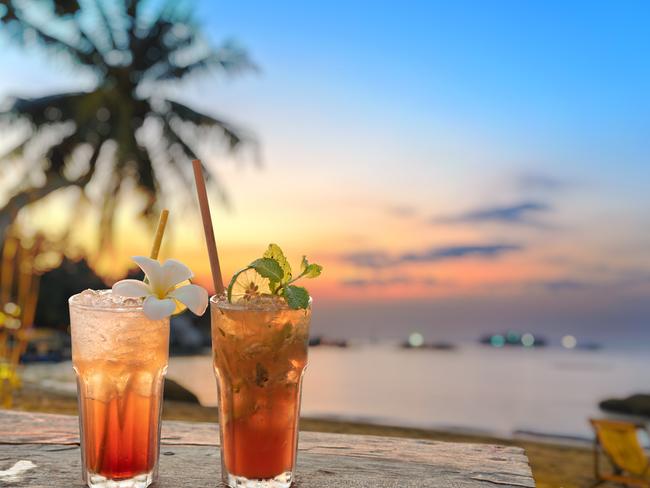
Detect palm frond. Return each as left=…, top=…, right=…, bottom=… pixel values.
left=121, top=127, right=156, bottom=194
left=0, top=0, right=258, bottom=246
left=0, top=1, right=19, bottom=22
left=151, top=39, right=257, bottom=85
left=159, top=116, right=230, bottom=208
left=44, top=131, right=79, bottom=172
left=125, top=0, right=137, bottom=20
left=158, top=0, right=193, bottom=25
left=166, top=100, right=247, bottom=151
left=0, top=133, right=31, bottom=160
left=1, top=140, right=99, bottom=228
left=71, top=140, right=102, bottom=187
left=139, top=115, right=193, bottom=197
left=53, top=0, right=81, bottom=17
left=3, top=92, right=89, bottom=126
left=158, top=112, right=192, bottom=153
left=129, top=18, right=175, bottom=73
left=97, top=172, right=120, bottom=248
left=93, top=0, right=116, bottom=52
left=1, top=7, right=105, bottom=71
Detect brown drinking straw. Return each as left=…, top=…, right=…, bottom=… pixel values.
left=191, top=159, right=225, bottom=294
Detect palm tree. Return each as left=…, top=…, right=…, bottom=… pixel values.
left=0, top=0, right=256, bottom=244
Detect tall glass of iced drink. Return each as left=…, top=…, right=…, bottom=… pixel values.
left=191, top=162, right=321, bottom=487
left=211, top=295, right=311, bottom=488
left=70, top=289, right=169, bottom=488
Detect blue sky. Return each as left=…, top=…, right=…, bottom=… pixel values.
left=181, top=0, right=650, bottom=203
left=197, top=0, right=650, bottom=159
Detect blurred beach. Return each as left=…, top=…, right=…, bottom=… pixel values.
left=25, top=342, right=649, bottom=440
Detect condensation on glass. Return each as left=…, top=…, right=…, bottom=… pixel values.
left=70, top=290, right=169, bottom=488
left=210, top=296, right=311, bottom=488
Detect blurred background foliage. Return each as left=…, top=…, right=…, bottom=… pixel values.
left=0, top=0, right=256, bottom=249
left=0, top=0, right=252, bottom=354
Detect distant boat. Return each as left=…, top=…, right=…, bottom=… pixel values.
left=400, top=341, right=456, bottom=351
left=309, top=336, right=348, bottom=348
left=479, top=331, right=547, bottom=348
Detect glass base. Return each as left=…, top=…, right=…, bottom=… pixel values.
left=225, top=471, right=293, bottom=488
left=86, top=470, right=154, bottom=488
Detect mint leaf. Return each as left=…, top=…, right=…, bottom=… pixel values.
left=250, top=258, right=284, bottom=282
left=269, top=281, right=280, bottom=294
left=283, top=285, right=310, bottom=309
left=264, top=244, right=291, bottom=293
left=303, top=263, right=322, bottom=279
left=300, top=256, right=322, bottom=279
left=264, top=244, right=292, bottom=281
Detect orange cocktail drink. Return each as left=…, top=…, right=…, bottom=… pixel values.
left=210, top=295, right=310, bottom=487
left=70, top=289, right=169, bottom=488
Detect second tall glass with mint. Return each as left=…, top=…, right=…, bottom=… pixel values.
left=211, top=295, right=311, bottom=488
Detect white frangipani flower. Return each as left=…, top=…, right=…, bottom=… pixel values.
left=112, top=256, right=208, bottom=320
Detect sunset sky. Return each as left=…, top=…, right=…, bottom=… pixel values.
left=1, top=1, right=648, bottom=341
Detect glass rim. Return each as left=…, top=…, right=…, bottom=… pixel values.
left=68, top=290, right=145, bottom=312
left=210, top=294, right=312, bottom=311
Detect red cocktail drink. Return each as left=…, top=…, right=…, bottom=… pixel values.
left=211, top=296, right=310, bottom=487
left=70, top=290, right=169, bottom=488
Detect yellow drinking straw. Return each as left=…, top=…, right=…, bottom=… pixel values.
left=142, top=210, right=169, bottom=286
left=147, top=208, right=186, bottom=314
left=149, top=209, right=169, bottom=260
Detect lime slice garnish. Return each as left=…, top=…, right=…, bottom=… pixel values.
left=227, top=267, right=271, bottom=303
left=224, top=244, right=322, bottom=309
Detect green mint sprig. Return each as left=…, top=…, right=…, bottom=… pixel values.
left=227, top=243, right=322, bottom=309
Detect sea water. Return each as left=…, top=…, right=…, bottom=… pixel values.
left=168, top=344, right=650, bottom=440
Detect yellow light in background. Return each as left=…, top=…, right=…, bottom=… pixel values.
left=521, top=333, right=535, bottom=347
left=562, top=335, right=577, bottom=349
left=408, top=332, right=424, bottom=348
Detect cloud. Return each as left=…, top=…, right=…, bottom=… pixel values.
left=518, top=173, right=566, bottom=192
left=540, top=279, right=589, bottom=291
left=387, top=205, right=417, bottom=217
left=433, top=201, right=550, bottom=225
left=537, top=272, right=650, bottom=293
left=402, top=244, right=522, bottom=262
left=341, top=251, right=393, bottom=268
left=341, top=243, right=522, bottom=268
left=341, top=276, right=437, bottom=288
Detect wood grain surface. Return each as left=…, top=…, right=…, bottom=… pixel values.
left=0, top=410, right=535, bottom=487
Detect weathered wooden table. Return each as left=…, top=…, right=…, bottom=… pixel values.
left=0, top=410, right=534, bottom=487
